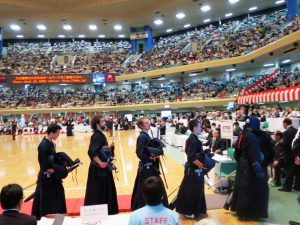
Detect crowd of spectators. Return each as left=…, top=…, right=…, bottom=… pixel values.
left=125, top=9, right=300, bottom=74
left=247, top=68, right=300, bottom=93
left=0, top=86, right=95, bottom=109
left=0, top=9, right=298, bottom=76
left=0, top=72, right=261, bottom=109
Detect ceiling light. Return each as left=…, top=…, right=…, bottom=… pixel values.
left=16, top=35, right=24, bottom=38
left=10, top=24, right=21, bottom=31
left=263, top=63, right=274, bottom=67
left=118, top=34, right=125, bottom=38
left=58, top=34, right=65, bottom=38
left=37, top=24, right=46, bottom=31
left=275, top=0, right=285, bottom=4
left=89, top=24, right=97, bottom=30
left=201, top=5, right=211, bottom=12
left=166, top=29, right=173, bottom=33
left=98, top=34, right=106, bottom=38
left=226, top=68, right=236, bottom=72
left=176, top=13, right=186, bottom=19
left=184, top=24, right=191, bottom=28
left=63, top=24, right=72, bottom=30
left=225, top=13, right=233, bottom=17
left=249, top=6, right=258, bottom=11
left=203, top=18, right=211, bottom=23
left=229, top=0, right=239, bottom=3
left=114, top=25, right=122, bottom=30
left=282, top=59, right=291, bottom=64
left=189, top=73, right=198, bottom=77
left=59, top=84, right=68, bottom=86
left=154, top=19, right=163, bottom=25
left=78, top=34, right=85, bottom=38
left=37, top=34, right=45, bottom=38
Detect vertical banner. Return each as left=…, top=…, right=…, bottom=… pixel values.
left=0, top=28, right=2, bottom=58
left=145, top=26, right=154, bottom=52
left=286, top=0, right=299, bottom=20
left=130, top=27, right=137, bottom=54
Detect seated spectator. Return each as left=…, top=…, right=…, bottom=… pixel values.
left=0, top=184, right=37, bottom=225
left=128, top=176, right=179, bottom=225
left=204, top=129, right=226, bottom=155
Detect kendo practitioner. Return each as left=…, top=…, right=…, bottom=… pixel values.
left=84, top=115, right=119, bottom=215
left=66, top=119, right=73, bottom=136
left=131, top=117, right=168, bottom=210
left=230, top=116, right=269, bottom=219
left=32, top=124, right=67, bottom=220
left=12, top=121, right=17, bottom=141
left=175, top=119, right=207, bottom=220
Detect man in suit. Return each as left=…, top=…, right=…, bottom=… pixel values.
left=204, top=129, right=226, bottom=155
left=279, top=118, right=298, bottom=192
left=0, top=184, right=37, bottom=225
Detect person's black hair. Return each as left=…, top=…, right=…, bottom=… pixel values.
left=283, top=118, right=292, bottom=125
left=0, top=184, right=23, bottom=209
left=211, top=122, right=216, bottom=126
left=91, top=115, right=104, bottom=130
left=206, top=125, right=212, bottom=129
left=274, top=130, right=283, bottom=138
left=234, top=121, right=240, bottom=126
left=188, top=119, right=200, bottom=132
left=141, top=176, right=164, bottom=206
left=46, top=123, right=62, bottom=135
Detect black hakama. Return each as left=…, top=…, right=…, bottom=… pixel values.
left=84, top=130, right=119, bottom=215
left=175, top=133, right=207, bottom=217
left=230, top=131, right=269, bottom=218
left=131, top=131, right=168, bottom=210
left=32, top=138, right=67, bottom=220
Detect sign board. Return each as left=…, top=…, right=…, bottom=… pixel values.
left=105, top=73, right=115, bottom=83
left=220, top=120, right=233, bottom=140
left=80, top=204, right=108, bottom=222
left=7, top=74, right=91, bottom=85
left=130, top=31, right=148, bottom=40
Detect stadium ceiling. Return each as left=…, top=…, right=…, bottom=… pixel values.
left=0, top=0, right=285, bottom=39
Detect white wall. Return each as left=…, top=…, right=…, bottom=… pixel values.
left=291, top=61, right=300, bottom=71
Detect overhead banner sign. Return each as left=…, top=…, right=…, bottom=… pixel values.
left=105, top=73, right=115, bottom=83
left=130, top=31, right=148, bottom=40
left=92, top=73, right=115, bottom=84
left=8, top=74, right=92, bottom=85
left=0, top=75, right=6, bottom=83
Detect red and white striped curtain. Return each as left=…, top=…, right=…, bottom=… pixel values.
left=237, top=86, right=300, bottom=104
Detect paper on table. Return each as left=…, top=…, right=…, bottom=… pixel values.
left=38, top=217, right=55, bottom=225
left=38, top=214, right=131, bottom=225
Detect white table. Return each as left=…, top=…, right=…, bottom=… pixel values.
left=205, top=152, right=236, bottom=190
left=38, top=214, right=131, bottom=225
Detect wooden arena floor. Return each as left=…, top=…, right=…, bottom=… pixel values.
left=0, top=130, right=257, bottom=225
